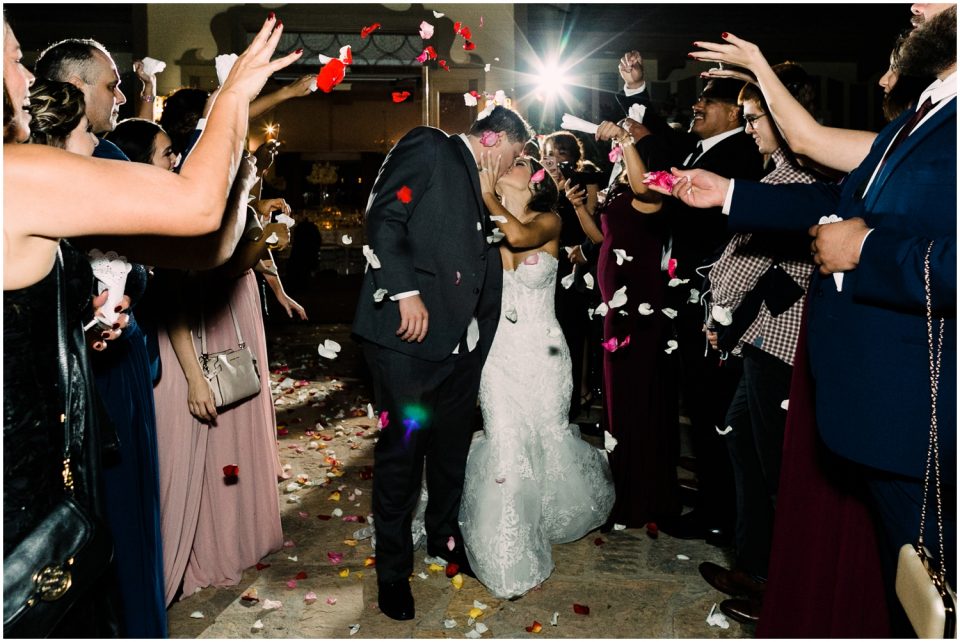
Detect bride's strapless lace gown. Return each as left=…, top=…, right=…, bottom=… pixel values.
left=459, top=251, right=615, bottom=599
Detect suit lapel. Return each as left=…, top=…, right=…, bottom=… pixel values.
left=452, top=135, right=486, bottom=230
left=865, top=99, right=956, bottom=209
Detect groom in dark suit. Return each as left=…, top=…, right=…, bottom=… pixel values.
left=353, top=106, right=533, bottom=620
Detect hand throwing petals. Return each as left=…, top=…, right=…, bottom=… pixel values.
left=642, top=170, right=677, bottom=191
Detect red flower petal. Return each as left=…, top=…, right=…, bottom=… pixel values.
left=573, top=603, right=590, bottom=615
left=340, top=45, right=353, bottom=65
left=360, top=22, right=381, bottom=38
left=426, top=45, right=437, bottom=60
left=396, top=185, right=413, bottom=203
left=392, top=91, right=411, bottom=103
left=315, top=59, right=346, bottom=93
left=525, top=621, right=543, bottom=633
left=277, top=427, right=289, bottom=436
left=646, top=522, right=659, bottom=539
left=667, top=258, right=678, bottom=279
left=255, top=562, right=271, bottom=571
left=438, top=60, right=450, bottom=71
left=463, top=40, right=476, bottom=51
left=295, top=571, right=308, bottom=580
left=445, top=562, right=460, bottom=578
left=222, top=464, right=239, bottom=477
left=593, top=537, right=605, bottom=546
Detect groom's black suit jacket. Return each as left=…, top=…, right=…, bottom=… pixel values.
left=353, top=127, right=502, bottom=362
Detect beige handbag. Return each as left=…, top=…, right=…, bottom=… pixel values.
left=198, top=301, right=261, bottom=409
left=894, top=241, right=956, bottom=639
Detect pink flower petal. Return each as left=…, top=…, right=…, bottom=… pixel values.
left=608, top=146, right=623, bottom=163
left=304, top=592, right=318, bottom=604
left=479, top=130, right=498, bottom=147
left=326, top=596, right=337, bottom=605
left=286, top=580, right=298, bottom=589
left=530, top=168, right=546, bottom=184
left=667, top=258, right=678, bottom=280
left=328, top=551, right=344, bottom=564
left=447, top=535, right=456, bottom=551
left=642, top=170, right=677, bottom=191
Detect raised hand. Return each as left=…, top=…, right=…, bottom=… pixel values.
left=254, top=197, right=292, bottom=221
left=690, top=32, right=770, bottom=77
left=561, top=178, right=588, bottom=208
left=283, top=74, right=317, bottom=98
left=618, top=50, right=645, bottom=88
left=595, top=120, right=627, bottom=143
left=478, top=151, right=501, bottom=196
left=219, top=14, right=304, bottom=103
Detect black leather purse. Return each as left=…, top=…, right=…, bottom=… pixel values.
left=2, top=248, right=114, bottom=638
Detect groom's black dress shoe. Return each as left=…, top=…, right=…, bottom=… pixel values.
left=377, top=580, right=415, bottom=620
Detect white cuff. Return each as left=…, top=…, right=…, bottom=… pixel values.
left=623, top=82, right=646, bottom=96
left=196, top=118, right=207, bottom=131
left=721, top=179, right=735, bottom=215
left=858, top=228, right=875, bottom=255
left=390, top=290, right=420, bottom=301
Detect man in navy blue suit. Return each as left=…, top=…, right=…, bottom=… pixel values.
left=658, top=1, right=956, bottom=625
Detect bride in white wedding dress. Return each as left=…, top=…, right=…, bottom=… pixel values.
left=459, top=151, right=615, bottom=600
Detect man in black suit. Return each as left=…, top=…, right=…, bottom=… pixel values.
left=655, top=79, right=766, bottom=544
left=352, top=106, right=533, bottom=620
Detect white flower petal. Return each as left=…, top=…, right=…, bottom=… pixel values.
left=637, top=302, right=654, bottom=316
left=612, top=248, right=633, bottom=265
left=595, top=302, right=609, bottom=317
left=711, top=305, right=733, bottom=326
left=373, top=288, right=388, bottom=303
left=662, top=307, right=678, bottom=319
left=608, top=285, right=628, bottom=309
left=716, top=425, right=733, bottom=435
left=583, top=273, right=595, bottom=290
left=781, top=399, right=789, bottom=410
left=560, top=271, right=576, bottom=290
left=362, top=245, right=381, bottom=269
left=604, top=431, right=618, bottom=453
left=341, top=234, right=352, bottom=245
left=190, top=611, right=204, bottom=619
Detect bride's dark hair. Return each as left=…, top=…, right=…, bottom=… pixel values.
left=526, top=157, right=559, bottom=214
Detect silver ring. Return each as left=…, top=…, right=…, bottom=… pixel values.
left=479, top=168, right=488, bottom=173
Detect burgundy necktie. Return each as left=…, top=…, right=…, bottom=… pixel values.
left=877, top=97, right=934, bottom=170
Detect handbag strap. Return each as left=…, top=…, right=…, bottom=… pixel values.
left=198, top=298, right=246, bottom=358
left=54, top=246, right=76, bottom=495
left=919, top=240, right=946, bottom=590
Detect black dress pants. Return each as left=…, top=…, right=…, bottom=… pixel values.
left=362, top=342, right=482, bottom=584
left=724, top=344, right=793, bottom=578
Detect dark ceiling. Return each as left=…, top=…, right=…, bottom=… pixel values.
left=6, top=3, right=912, bottom=83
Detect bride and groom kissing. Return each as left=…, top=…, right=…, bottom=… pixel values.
left=353, top=106, right=614, bottom=620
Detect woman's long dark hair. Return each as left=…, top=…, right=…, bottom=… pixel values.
left=527, top=157, right=559, bottom=214
left=105, top=117, right=165, bottom=164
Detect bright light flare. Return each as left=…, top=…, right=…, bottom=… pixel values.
left=536, top=59, right=570, bottom=99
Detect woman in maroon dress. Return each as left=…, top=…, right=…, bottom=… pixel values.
left=565, top=122, right=679, bottom=527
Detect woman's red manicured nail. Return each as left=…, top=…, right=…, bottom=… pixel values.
left=295, top=48, right=303, bottom=55
left=722, top=32, right=729, bottom=38
left=268, top=11, right=275, bottom=20
left=114, top=305, right=123, bottom=313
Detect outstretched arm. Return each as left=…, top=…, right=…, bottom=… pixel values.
left=691, top=33, right=876, bottom=172
left=249, top=74, right=315, bottom=120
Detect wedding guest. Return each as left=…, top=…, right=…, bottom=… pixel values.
left=564, top=119, right=679, bottom=529
left=152, top=69, right=308, bottom=606
left=685, top=13, right=954, bottom=634
left=4, top=13, right=299, bottom=636
left=670, top=7, right=956, bottom=635
left=541, top=131, right=602, bottom=420
left=33, top=42, right=169, bottom=637
left=696, top=63, right=823, bottom=625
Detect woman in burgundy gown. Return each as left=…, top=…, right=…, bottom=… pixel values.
left=566, top=122, right=679, bottom=527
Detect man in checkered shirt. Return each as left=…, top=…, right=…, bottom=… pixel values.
left=697, top=63, right=824, bottom=619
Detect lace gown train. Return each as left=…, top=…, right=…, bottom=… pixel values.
left=460, top=251, right=615, bottom=599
